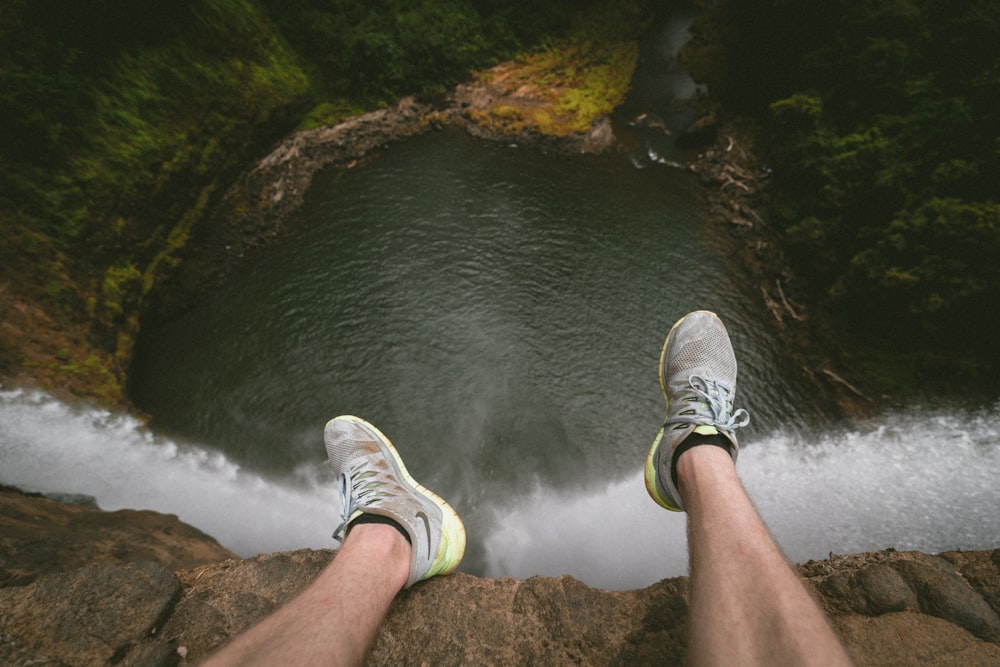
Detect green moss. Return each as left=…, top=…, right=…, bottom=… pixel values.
left=297, top=100, right=368, bottom=131
left=77, top=353, right=125, bottom=404
left=532, top=109, right=554, bottom=130
left=100, top=263, right=142, bottom=320
left=470, top=4, right=643, bottom=138
left=143, top=183, right=217, bottom=295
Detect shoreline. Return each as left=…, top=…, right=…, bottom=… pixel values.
left=152, top=87, right=878, bottom=417
left=0, top=33, right=881, bottom=416
left=681, top=115, right=884, bottom=416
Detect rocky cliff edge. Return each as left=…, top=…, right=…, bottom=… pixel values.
left=1, top=486, right=999, bottom=666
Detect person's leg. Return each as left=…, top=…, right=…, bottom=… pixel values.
left=645, top=311, right=851, bottom=666
left=679, top=445, right=852, bottom=666
left=201, top=522, right=410, bottom=667
left=203, top=415, right=466, bottom=667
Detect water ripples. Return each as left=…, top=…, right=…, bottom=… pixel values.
left=122, top=131, right=890, bottom=574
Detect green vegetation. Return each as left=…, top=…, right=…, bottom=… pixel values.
left=687, top=0, right=1000, bottom=387
left=461, top=2, right=644, bottom=136
left=2, top=0, right=315, bottom=393
left=257, top=0, right=575, bottom=105
left=1, top=0, right=614, bottom=402
left=8, top=0, right=993, bottom=399
left=539, top=23, right=641, bottom=134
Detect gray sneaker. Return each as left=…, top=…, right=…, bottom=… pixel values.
left=325, top=415, right=466, bottom=587
left=644, top=311, right=750, bottom=511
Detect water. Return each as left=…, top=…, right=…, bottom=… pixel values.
left=125, top=131, right=824, bottom=570
left=617, top=1, right=709, bottom=166
left=2, top=388, right=998, bottom=591
left=2, top=132, right=998, bottom=590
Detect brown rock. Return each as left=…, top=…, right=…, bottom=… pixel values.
left=891, top=553, right=1000, bottom=644
left=161, top=549, right=1000, bottom=666
left=818, top=561, right=919, bottom=616
left=159, top=550, right=332, bottom=660
left=2, top=488, right=999, bottom=666
left=941, top=549, right=1000, bottom=617
left=0, top=562, right=180, bottom=666
left=0, top=485, right=236, bottom=587
left=149, top=97, right=436, bottom=323
left=835, top=612, right=1000, bottom=666
left=857, top=563, right=920, bottom=614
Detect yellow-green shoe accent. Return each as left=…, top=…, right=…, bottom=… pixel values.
left=644, top=311, right=749, bottom=512
left=326, top=415, right=466, bottom=587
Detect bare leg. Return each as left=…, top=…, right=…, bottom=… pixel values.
left=679, top=445, right=853, bottom=666
left=202, top=523, right=409, bottom=667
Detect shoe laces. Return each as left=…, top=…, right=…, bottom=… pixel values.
left=332, top=468, right=385, bottom=543
left=666, top=374, right=750, bottom=433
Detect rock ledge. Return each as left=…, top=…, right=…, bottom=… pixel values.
left=1, top=487, right=998, bottom=666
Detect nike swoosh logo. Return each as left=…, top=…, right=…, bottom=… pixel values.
left=415, top=510, right=432, bottom=560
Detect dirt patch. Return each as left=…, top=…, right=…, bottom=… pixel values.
left=0, top=484, right=234, bottom=587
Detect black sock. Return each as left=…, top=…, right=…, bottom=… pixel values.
left=671, top=432, right=731, bottom=488
left=349, top=514, right=412, bottom=544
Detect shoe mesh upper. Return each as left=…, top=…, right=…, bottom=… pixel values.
left=324, top=416, right=466, bottom=587
left=668, top=321, right=737, bottom=387
left=646, top=311, right=749, bottom=512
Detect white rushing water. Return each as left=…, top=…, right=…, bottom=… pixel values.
left=2, top=388, right=998, bottom=591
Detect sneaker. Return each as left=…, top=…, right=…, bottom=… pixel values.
left=644, top=311, right=750, bottom=511
left=325, top=415, right=466, bottom=588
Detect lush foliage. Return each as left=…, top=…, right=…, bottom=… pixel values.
left=461, top=2, right=644, bottom=136
left=259, top=0, right=575, bottom=108
left=0, top=0, right=593, bottom=396
left=0, top=0, right=585, bottom=290
left=689, top=0, right=1000, bottom=381
left=2, top=0, right=310, bottom=308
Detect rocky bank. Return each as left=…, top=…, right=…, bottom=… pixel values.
left=1, top=486, right=999, bottom=666
left=143, top=87, right=620, bottom=327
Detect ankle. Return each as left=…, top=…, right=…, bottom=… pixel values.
left=349, top=513, right=411, bottom=544
left=675, top=443, right=737, bottom=502
left=671, top=432, right=732, bottom=488
left=344, top=522, right=412, bottom=588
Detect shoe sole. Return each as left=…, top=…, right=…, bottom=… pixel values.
left=335, top=415, right=467, bottom=578
left=644, top=311, right=718, bottom=512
